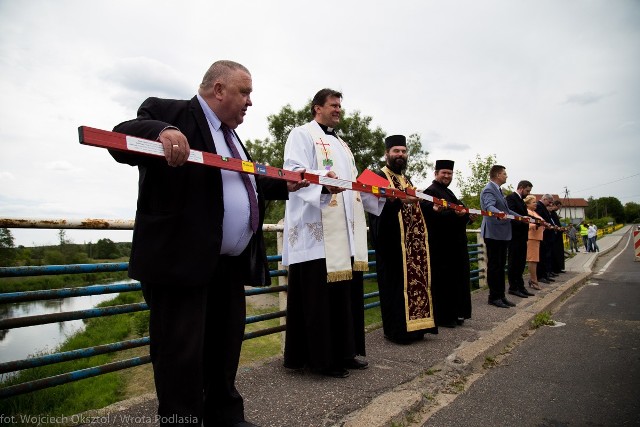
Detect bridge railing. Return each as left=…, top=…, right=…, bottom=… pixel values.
left=0, top=217, right=484, bottom=398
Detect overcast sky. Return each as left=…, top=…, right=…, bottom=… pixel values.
left=1, top=0, right=638, bottom=247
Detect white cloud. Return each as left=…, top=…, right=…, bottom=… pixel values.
left=43, top=161, right=81, bottom=173
left=563, top=92, right=608, bottom=106
left=0, top=171, right=16, bottom=181
left=102, top=57, right=194, bottom=109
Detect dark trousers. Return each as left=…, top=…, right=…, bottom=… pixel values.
left=485, top=238, right=509, bottom=301
left=142, top=255, right=247, bottom=427
left=553, top=235, right=566, bottom=272
left=537, top=236, right=554, bottom=279
left=507, top=236, right=527, bottom=291
left=284, top=258, right=365, bottom=372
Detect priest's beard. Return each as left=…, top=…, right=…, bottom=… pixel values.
left=387, top=157, right=406, bottom=174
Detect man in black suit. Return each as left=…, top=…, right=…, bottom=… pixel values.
left=550, top=200, right=566, bottom=274
left=506, top=180, right=535, bottom=298
left=111, top=60, right=307, bottom=427
left=535, top=194, right=556, bottom=284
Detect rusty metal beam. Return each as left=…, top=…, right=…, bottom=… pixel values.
left=0, top=217, right=135, bottom=229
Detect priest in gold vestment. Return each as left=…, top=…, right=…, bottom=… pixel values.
left=369, top=135, right=438, bottom=344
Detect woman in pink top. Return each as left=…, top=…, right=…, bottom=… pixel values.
left=525, top=195, right=546, bottom=290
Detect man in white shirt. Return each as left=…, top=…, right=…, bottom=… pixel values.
left=588, top=223, right=600, bottom=252
left=282, top=89, right=385, bottom=378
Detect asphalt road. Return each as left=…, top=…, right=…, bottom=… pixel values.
left=424, top=233, right=640, bottom=427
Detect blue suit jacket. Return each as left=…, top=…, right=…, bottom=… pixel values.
left=480, top=181, right=518, bottom=241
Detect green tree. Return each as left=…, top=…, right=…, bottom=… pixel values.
left=0, top=227, right=16, bottom=266
left=587, top=197, right=624, bottom=223
left=94, top=238, right=120, bottom=259
left=58, top=229, right=70, bottom=245
left=586, top=197, right=596, bottom=218
left=44, top=248, right=65, bottom=265
left=245, top=101, right=431, bottom=180
left=54, top=229, right=90, bottom=264
left=245, top=102, right=388, bottom=173
left=624, top=201, right=640, bottom=223
left=456, top=154, right=498, bottom=208
left=405, top=133, right=433, bottom=184
left=16, top=245, right=31, bottom=265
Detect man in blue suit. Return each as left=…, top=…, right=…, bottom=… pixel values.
left=480, top=165, right=520, bottom=308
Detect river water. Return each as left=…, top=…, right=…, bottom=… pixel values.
left=0, top=293, right=119, bottom=365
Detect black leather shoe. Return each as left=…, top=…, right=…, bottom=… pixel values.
left=489, top=299, right=510, bottom=308
left=508, top=289, right=528, bottom=298
left=344, top=358, right=369, bottom=370
left=549, top=272, right=559, bottom=277
left=544, top=276, right=556, bottom=282
left=320, top=368, right=350, bottom=378
left=456, top=318, right=465, bottom=325
left=520, top=288, right=535, bottom=297
left=501, top=297, right=516, bottom=307
left=539, top=278, right=551, bottom=284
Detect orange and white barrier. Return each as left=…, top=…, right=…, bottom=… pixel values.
left=78, top=126, right=545, bottom=225
left=634, top=229, right=640, bottom=262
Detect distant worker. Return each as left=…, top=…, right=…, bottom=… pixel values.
left=588, top=223, right=600, bottom=252
left=567, top=224, right=579, bottom=253
left=580, top=222, right=589, bottom=252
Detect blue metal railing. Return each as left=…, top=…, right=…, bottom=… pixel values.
left=0, top=218, right=484, bottom=398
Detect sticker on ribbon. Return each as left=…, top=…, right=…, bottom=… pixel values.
left=242, top=161, right=255, bottom=173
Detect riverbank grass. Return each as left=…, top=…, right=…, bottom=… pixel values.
left=0, top=293, right=140, bottom=423
left=0, top=280, right=383, bottom=424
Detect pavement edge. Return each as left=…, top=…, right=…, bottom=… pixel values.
left=340, top=272, right=591, bottom=427
left=340, top=230, right=630, bottom=427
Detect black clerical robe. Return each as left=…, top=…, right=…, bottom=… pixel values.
left=550, top=211, right=565, bottom=272
left=423, top=180, right=472, bottom=326
left=369, top=168, right=437, bottom=344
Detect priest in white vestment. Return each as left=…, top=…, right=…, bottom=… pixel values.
left=282, top=89, right=385, bottom=378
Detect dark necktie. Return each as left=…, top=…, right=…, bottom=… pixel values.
left=220, top=124, right=259, bottom=233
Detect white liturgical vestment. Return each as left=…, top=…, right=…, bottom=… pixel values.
left=282, top=121, right=385, bottom=270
